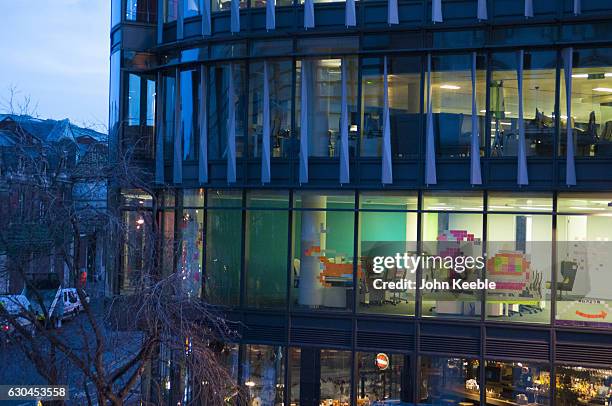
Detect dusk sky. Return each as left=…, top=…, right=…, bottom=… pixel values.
left=0, top=0, right=110, bottom=131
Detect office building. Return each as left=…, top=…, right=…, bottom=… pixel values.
left=110, top=0, right=612, bottom=404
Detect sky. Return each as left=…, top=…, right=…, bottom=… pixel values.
left=0, top=0, right=110, bottom=131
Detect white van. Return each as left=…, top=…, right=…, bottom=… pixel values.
left=61, top=288, right=89, bottom=319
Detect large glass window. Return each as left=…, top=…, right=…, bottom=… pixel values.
left=162, top=71, right=177, bottom=161
left=208, top=64, right=246, bottom=160
left=164, top=0, right=178, bottom=21
left=421, top=192, right=484, bottom=318
left=428, top=54, right=486, bottom=158
left=251, top=0, right=292, bottom=7
left=556, top=193, right=612, bottom=328
left=212, top=0, right=246, bottom=12
left=485, top=361, right=550, bottom=405
left=320, top=350, right=352, bottom=405
left=291, top=191, right=355, bottom=311
left=177, top=190, right=205, bottom=298
left=204, top=190, right=242, bottom=306
left=248, top=60, right=293, bottom=159
left=489, top=51, right=557, bottom=157
left=245, top=190, right=289, bottom=309
left=556, top=365, right=612, bottom=405
left=180, top=69, right=200, bottom=161
left=242, top=345, right=285, bottom=406
left=121, top=210, right=153, bottom=293
left=486, top=193, right=553, bottom=324
left=419, top=356, right=481, bottom=405
left=358, top=192, right=418, bottom=315
left=296, top=58, right=359, bottom=158
left=361, top=56, right=422, bottom=158
left=126, top=0, right=157, bottom=22
left=184, top=0, right=200, bottom=17
left=124, top=73, right=156, bottom=159
left=560, top=48, right=612, bottom=157
left=356, top=352, right=411, bottom=404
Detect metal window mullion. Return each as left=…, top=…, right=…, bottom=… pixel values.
left=553, top=49, right=562, bottom=184
left=550, top=190, right=559, bottom=404
left=413, top=189, right=423, bottom=406
left=239, top=190, right=247, bottom=308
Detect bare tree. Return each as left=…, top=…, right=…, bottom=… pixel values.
left=0, top=89, right=242, bottom=405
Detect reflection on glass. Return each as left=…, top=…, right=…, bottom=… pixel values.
left=421, top=211, right=483, bottom=318
left=361, top=56, right=421, bottom=158
left=212, top=0, right=246, bottom=12
left=485, top=361, right=550, bottom=405
left=180, top=69, right=200, bottom=161
left=289, top=347, right=301, bottom=405
left=251, top=0, right=292, bottom=7
left=121, top=210, right=153, bottom=293
left=489, top=51, right=557, bottom=157
left=356, top=352, right=411, bottom=404
left=162, top=71, right=176, bottom=161
left=248, top=60, right=293, bottom=158
left=560, top=48, right=612, bottom=157
left=162, top=209, right=176, bottom=277
left=183, top=188, right=205, bottom=207
left=207, top=189, right=243, bottom=207
left=291, top=193, right=355, bottom=311
left=556, top=365, right=612, bottom=405
left=164, top=0, right=178, bottom=21
left=184, top=0, right=200, bottom=17
left=320, top=350, right=351, bottom=405
left=208, top=64, right=246, bottom=159
left=246, top=206, right=289, bottom=308
left=428, top=54, right=485, bottom=158
left=126, top=0, right=157, bottom=22
left=124, top=73, right=156, bottom=159
left=177, top=208, right=203, bottom=297
left=419, top=356, right=481, bottom=405
left=296, top=58, right=359, bottom=158
left=486, top=214, right=552, bottom=323
left=205, top=209, right=241, bottom=306
left=358, top=211, right=417, bottom=315
left=556, top=195, right=612, bottom=328
left=242, top=345, right=285, bottom=406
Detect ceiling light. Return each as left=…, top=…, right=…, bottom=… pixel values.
left=440, top=84, right=461, bottom=90
left=593, top=87, right=612, bottom=93
left=480, top=110, right=487, bottom=113
left=572, top=73, right=589, bottom=78
left=569, top=206, right=605, bottom=211
left=605, top=73, right=612, bottom=78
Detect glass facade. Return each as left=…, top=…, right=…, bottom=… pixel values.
left=485, top=360, right=550, bottom=405
left=296, top=58, right=359, bottom=158
left=419, top=356, right=481, bottom=405
left=146, top=48, right=612, bottom=164
left=248, top=60, right=293, bottom=158
left=361, top=56, right=421, bottom=158
left=118, top=190, right=612, bottom=328
left=560, top=48, right=612, bottom=157
left=117, top=3, right=612, bottom=404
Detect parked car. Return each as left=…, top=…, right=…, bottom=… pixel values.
left=0, top=294, right=35, bottom=341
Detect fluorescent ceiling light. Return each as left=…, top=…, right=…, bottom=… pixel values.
left=605, top=73, right=612, bottom=77
left=593, top=87, right=612, bottom=92
left=440, top=84, right=461, bottom=90
left=519, top=206, right=551, bottom=211
left=480, top=110, right=487, bottom=113
left=572, top=73, right=589, bottom=78
left=569, top=206, right=605, bottom=211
